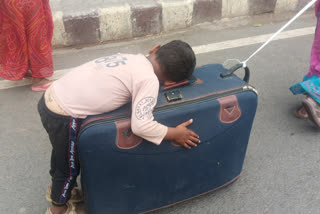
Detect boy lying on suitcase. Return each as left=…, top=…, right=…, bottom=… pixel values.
left=38, top=40, right=201, bottom=214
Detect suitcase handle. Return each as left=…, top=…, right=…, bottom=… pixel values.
left=220, top=63, right=250, bottom=83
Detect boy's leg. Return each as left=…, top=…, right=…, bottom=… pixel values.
left=49, top=117, right=81, bottom=206
left=38, top=96, right=81, bottom=207
left=50, top=150, right=56, bottom=179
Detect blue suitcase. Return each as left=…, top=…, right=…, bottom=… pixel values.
left=78, top=64, right=258, bottom=214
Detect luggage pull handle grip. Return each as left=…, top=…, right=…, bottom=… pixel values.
left=220, top=63, right=250, bottom=83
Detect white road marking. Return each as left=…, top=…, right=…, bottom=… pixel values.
left=0, top=27, right=315, bottom=90
left=193, top=27, right=315, bottom=55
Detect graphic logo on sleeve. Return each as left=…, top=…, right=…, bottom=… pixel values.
left=95, top=55, right=127, bottom=68
left=135, top=97, right=156, bottom=120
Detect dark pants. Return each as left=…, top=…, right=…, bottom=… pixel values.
left=38, top=96, right=82, bottom=206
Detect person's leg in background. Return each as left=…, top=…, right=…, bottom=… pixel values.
left=0, top=0, right=54, bottom=91
left=301, top=0, right=320, bottom=127
left=292, top=0, right=320, bottom=127
left=26, top=0, right=54, bottom=91
left=0, top=0, right=29, bottom=81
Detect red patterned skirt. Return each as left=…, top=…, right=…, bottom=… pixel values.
left=0, top=0, right=54, bottom=81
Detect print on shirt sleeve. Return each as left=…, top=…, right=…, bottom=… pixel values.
left=95, top=55, right=128, bottom=68
left=135, top=97, right=156, bottom=120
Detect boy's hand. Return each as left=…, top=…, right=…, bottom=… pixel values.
left=165, top=119, right=200, bottom=149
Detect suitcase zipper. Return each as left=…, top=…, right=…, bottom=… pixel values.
left=80, top=85, right=257, bottom=132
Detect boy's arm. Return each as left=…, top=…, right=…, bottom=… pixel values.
left=131, top=78, right=168, bottom=145
left=131, top=78, right=200, bottom=148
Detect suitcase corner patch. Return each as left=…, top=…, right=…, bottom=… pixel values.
left=115, top=119, right=143, bottom=149
left=217, top=95, right=241, bottom=124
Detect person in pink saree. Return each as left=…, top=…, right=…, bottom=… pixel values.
left=290, top=0, right=320, bottom=128
left=0, top=0, right=54, bottom=91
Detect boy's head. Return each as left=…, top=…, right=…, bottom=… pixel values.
left=149, top=40, right=196, bottom=85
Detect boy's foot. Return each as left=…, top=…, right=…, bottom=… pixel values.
left=46, top=186, right=83, bottom=203
left=295, top=105, right=308, bottom=119
left=45, top=202, right=77, bottom=214
left=303, top=97, right=320, bottom=127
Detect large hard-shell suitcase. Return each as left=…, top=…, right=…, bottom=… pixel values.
left=78, top=64, right=258, bottom=214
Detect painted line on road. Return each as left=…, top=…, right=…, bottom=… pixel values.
left=0, top=27, right=315, bottom=90
left=193, top=27, right=315, bottom=55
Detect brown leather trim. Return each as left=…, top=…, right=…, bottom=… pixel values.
left=163, top=80, right=189, bottom=90
left=163, top=78, right=203, bottom=90
left=139, top=174, right=241, bottom=214
left=115, top=119, right=143, bottom=149
left=218, top=95, right=241, bottom=124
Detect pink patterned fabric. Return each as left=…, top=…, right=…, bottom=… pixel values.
left=307, top=0, right=320, bottom=77
left=0, top=0, right=54, bottom=81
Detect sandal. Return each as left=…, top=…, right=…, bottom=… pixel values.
left=303, top=97, right=320, bottom=127
left=31, top=81, right=53, bottom=92
left=45, top=202, right=77, bottom=214
left=46, top=186, right=83, bottom=204
left=295, top=104, right=308, bottom=119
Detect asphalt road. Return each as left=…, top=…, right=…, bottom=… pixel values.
left=1, top=11, right=320, bottom=214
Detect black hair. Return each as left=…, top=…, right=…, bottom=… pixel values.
left=156, top=40, right=196, bottom=82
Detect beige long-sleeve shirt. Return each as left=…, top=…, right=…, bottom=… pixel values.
left=51, top=54, right=168, bottom=145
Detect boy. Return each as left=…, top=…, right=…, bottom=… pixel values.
left=38, top=40, right=200, bottom=214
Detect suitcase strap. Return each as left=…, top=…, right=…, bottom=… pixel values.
left=220, top=63, right=250, bottom=83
